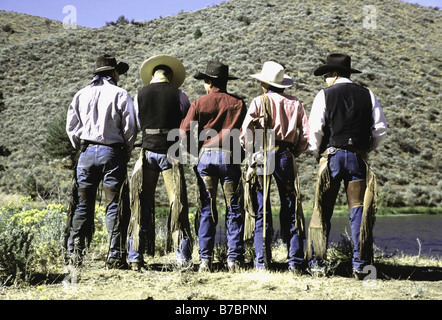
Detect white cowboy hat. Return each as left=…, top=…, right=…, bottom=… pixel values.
left=140, top=55, right=186, bottom=88
left=250, top=61, right=294, bottom=88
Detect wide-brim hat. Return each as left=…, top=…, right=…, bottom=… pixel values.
left=314, top=53, right=362, bottom=76
left=140, top=55, right=186, bottom=88
left=194, top=61, right=238, bottom=80
left=250, top=61, right=294, bottom=88
left=94, top=54, right=129, bottom=75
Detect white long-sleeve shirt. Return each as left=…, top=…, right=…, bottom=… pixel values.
left=66, top=78, right=138, bottom=151
left=308, top=78, right=387, bottom=153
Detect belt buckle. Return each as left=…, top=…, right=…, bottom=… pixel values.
left=327, top=147, right=337, bottom=155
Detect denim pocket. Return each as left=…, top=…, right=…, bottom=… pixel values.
left=329, top=153, right=338, bottom=173
left=347, top=153, right=366, bottom=179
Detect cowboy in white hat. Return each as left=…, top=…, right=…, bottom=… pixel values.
left=240, top=61, right=310, bottom=272
left=307, top=53, right=387, bottom=279
left=127, top=55, right=193, bottom=271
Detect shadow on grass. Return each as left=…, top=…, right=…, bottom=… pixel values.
left=8, top=255, right=440, bottom=286
left=136, top=259, right=442, bottom=282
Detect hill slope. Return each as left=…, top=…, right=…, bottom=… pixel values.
left=0, top=0, right=441, bottom=207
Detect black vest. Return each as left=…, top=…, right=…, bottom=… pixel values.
left=137, top=82, right=182, bottom=153
left=320, top=82, right=373, bottom=153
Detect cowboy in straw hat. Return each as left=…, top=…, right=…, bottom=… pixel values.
left=240, top=61, right=310, bottom=272
left=66, top=54, right=137, bottom=269
left=127, top=55, right=193, bottom=271
left=307, top=53, right=387, bottom=279
left=180, top=60, right=247, bottom=272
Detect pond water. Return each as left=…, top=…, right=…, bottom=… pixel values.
left=211, top=214, right=441, bottom=258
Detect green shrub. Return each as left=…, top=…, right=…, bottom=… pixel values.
left=44, top=112, right=76, bottom=162
left=0, top=197, right=109, bottom=284
left=193, top=28, right=202, bottom=40
left=0, top=226, right=35, bottom=285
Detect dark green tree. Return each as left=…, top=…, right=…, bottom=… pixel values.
left=194, top=28, right=203, bottom=40
left=106, top=15, right=130, bottom=26
left=44, top=113, right=76, bottom=163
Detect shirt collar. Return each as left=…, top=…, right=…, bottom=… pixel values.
left=209, top=87, right=226, bottom=94
left=90, top=75, right=116, bottom=87
left=333, top=77, right=353, bottom=85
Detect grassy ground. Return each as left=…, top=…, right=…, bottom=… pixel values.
left=1, top=241, right=440, bottom=301
left=0, top=197, right=440, bottom=302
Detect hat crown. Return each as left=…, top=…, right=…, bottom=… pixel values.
left=325, top=53, right=351, bottom=69
left=205, top=61, right=230, bottom=78
left=94, top=54, right=128, bottom=75
left=194, top=61, right=238, bottom=80
left=313, top=53, right=361, bottom=76
left=96, top=55, right=116, bottom=68
left=260, top=61, right=285, bottom=84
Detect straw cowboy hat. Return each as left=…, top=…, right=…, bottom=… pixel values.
left=140, top=54, right=186, bottom=88
left=194, top=60, right=238, bottom=80
left=94, top=54, right=129, bottom=75
left=250, top=61, right=294, bottom=88
left=314, top=53, right=362, bottom=76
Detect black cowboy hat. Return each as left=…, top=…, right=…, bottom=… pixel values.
left=194, top=61, right=238, bottom=80
left=314, top=53, right=361, bottom=76
left=94, top=54, right=129, bottom=75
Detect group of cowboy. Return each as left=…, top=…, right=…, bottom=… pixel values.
left=66, top=52, right=387, bottom=279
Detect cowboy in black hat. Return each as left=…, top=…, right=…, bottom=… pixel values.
left=66, top=54, right=137, bottom=269
left=306, top=53, right=387, bottom=279
left=180, top=61, right=247, bottom=272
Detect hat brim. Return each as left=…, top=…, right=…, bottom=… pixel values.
left=314, top=64, right=362, bottom=76
left=94, top=62, right=129, bottom=75
left=140, top=55, right=186, bottom=88
left=194, top=71, right=238, bottom=81
left=250, top=74, right=294, bottom=88
left=116, top=62, right=129, bottom=75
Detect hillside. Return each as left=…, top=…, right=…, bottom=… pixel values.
left=0, top=0, right=441, bottom=208
left=0, top=10, right=74, bottom=44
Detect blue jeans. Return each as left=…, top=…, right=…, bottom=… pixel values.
left=253, top=149, right=304, bottom=269
left=196, top=150, right=244, bottom=263
left=128, top=151, right=192, bottom=263
left=322, top=149, right=368, bottom=271
left=68, top=145, right=127, bottom=261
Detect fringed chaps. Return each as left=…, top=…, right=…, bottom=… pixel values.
left=306, top=154, right=377, bottom=262
left=127, top=150, right=144, bottom=252
left=306, top=156, right=331, bottom=260
left=164, top=163, right=193, bottom=254
left=127, top=151, right=192, bottom=256
left=242, top=153, right=305, bottom=241
left=359, top=166, right=377, bottom=263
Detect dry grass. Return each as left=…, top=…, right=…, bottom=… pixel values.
left=1, top=241, right=440, bottom=301
left=0, top=192, right=24, bottom=206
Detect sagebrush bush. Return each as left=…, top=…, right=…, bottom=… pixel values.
left=0, top=197, right=110, bottom=284
left=0, top=225, right=35, bottom=285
